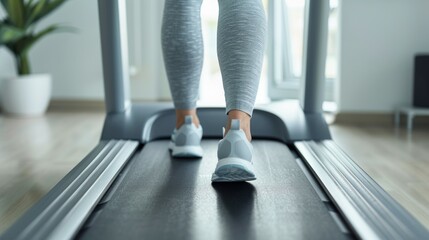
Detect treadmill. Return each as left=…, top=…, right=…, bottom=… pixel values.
left=2, top=0, right=428, bottom=239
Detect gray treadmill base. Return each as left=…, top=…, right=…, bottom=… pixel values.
left=76, top=140, right=352, bottom=240
left=0, top=140, right=139, bottom=240
left=100, top=101, right=332, bottom=144
left=295, top=140, right=429, bottom=240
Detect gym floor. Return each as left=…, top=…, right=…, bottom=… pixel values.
left=0, top=110, right=428, bottom=234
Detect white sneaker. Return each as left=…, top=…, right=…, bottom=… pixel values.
left=212, top=119, right=256, bottom=182
left=169, top=115, right=203, bottom=158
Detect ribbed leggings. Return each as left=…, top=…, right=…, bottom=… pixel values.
left=161, top=0, right=266, bottom=116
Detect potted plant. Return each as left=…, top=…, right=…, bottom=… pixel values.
left=0, top=0, right=69, bottom=116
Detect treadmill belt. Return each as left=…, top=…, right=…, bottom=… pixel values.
left=77, top=140, right=350, bottom=240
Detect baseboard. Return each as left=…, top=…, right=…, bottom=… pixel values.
left=46, top=101, right=429, bottom=127
left=334, top=113, right=392, bottom=125
left=334, top=112, right=429, bottom=127
left=47, top=99, right=172, bottom=112
left=48, top=100, right=105, bottom=112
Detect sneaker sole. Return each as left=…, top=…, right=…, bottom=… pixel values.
left=172, top=146, right=203, bottom=158
left=212, top=157, right=256, bottom=182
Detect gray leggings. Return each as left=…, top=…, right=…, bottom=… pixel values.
left=161, top=0, right=266, bottom=117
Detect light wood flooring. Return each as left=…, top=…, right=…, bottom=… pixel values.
left=0, top=111, right=428, bottom=234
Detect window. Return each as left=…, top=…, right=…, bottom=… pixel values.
left=198, top=1, right=269, bottom=106
left=125, top=0, right=338, bottom=108
left=267, top=0, right=339, bottom=103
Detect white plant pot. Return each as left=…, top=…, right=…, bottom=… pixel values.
left=1, top=74, right=52, bottom=116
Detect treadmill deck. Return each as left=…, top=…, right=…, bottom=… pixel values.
left=77, top=140, right=351, bottom=240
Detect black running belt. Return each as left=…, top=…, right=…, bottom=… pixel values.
left=76, top=140, right=351, bottom=240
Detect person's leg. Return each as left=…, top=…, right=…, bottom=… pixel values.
left=162, top=0, right=204, bottom=157
left=217, top=0, right=266, bottom=141
left=161, top=0, right=203, bottom=129
left=212, top=0, right=266, bottom=182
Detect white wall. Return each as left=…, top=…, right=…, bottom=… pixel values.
left=338, top=0, right=429, bottom=113
left=3, top=0, right=429, bottom=112
left=0, top=0, right=168, bottom=101
left=1, top=0, right=104, bottom=99
left=36, top=0, right=105, bottom=100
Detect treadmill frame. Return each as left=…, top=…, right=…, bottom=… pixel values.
left=1, top=0, right=428, bottom=240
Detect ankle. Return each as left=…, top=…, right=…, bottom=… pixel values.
left=176, top=109, right=200, bottom=129
left=225, top=110, right=252, bottom=141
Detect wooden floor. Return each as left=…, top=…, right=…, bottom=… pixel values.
left=0, top=111, right=428, bottom=234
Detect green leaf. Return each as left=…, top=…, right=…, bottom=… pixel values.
left=0, top=23, right=25, bottom=44
left=45, top=0, right=68, bottom=13
left=24, top=0, right=36, bottom=19
left=0, top=0, right=9, bottom=12
left=1, top=0, right=73, bottom=74
left=26, top=0, right=35, bottom=8
left=26, top=0, right=46, bottom=26
left=6, top=0, right=25, bottom=28
left=17, top=24, right=60, bottom=54
left=27, top=0, right=67, bottom=26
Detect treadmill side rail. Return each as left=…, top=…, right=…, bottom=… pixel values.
left=295, top=140, right=429, bottom=240
left=1, top=140, right=139, bottom=240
